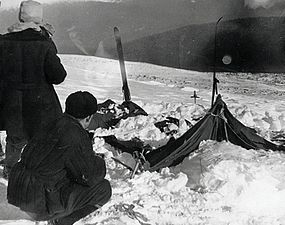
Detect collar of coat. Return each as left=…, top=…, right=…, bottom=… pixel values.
left=7, top=21, right=55, bottom=36
left=63, top=113, right=85, bottom=128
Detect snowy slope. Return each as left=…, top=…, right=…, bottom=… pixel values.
left=1, top=54, right=285, bottom=225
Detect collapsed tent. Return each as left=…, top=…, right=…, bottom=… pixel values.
left=144, top=94, right=285, bottom=171
left=102, top=95, right=285, bottom=172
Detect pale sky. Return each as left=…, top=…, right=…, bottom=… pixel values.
left=0, top=0, right=119, bottom=10
left=0, top=0, right=283, bottom=10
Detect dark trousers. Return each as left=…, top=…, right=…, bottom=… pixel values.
left=0, top=142, right=4, bottom=157
left=3, top=102, right=28, bottom=175
left=30, top=179, right=112, bottom=225
left=1, top=91, right=27, bottom=174
left=5, top=135, right=27, bottom=174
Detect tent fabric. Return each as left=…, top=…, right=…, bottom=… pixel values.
left=144, top=95, right=285, bottom=172
left=103, top=135, right=145, bottom=155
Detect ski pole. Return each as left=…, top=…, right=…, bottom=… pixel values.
left=211, top=16, right=223, bottom=107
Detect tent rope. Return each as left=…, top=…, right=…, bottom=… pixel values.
left=211, top=107, right=257, bottom=149
left=207, top=109, right=227, bottom=123
left=208, top=106, right=229, bottom=141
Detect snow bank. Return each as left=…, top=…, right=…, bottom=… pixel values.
left=2, top=99, right=285, bottom=225
left=83, top=100, right=285, bottom=225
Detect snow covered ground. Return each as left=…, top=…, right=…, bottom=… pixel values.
left=1, top=54, right=285, bottom=225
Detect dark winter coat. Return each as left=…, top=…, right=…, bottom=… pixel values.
left=0, top=28, right=66, bottom=138
left=7, top=114, right=107, bottom=218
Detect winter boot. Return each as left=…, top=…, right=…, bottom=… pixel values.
left=55, top=205, right=97, bottom=225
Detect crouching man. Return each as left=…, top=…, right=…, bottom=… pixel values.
left=7, top=91, right=112, bottom=225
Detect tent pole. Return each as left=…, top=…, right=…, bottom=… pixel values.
left=211, top=16, right=223, bottom=107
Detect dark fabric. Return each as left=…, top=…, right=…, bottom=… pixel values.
left=43, top=179, right=111, bottom=224
left=154, top=116, right=192, bottom=135
left=88, top=113, right=115, bottom=130
left=0, top=28, right=66, bottom=138
left=144, top=95, right=285, bottom=171
left=4, top=136, right=27, bottom=173
left=56, top=205, right=97, bottom=225
left=88, top=99, right=148, bottom=131
left=65, top=91, right=98, bottom=119
left=7, top=114, right=109, bottom=219
left=103, top=135, right=145, bottom=155
left=0, top=142, right=4, bottom=157
left=121, top=100, right=148, bottom=117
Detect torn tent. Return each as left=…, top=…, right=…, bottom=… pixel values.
left=145, top=95, right=285, bottom=172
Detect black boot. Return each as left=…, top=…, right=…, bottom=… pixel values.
left=56, top=205, right=98, bottom=225
left=2, top=165, right=8, bottom=180
left=47, top=220, right=59, bottom=225
left=0, top=142, right=4, bottom=157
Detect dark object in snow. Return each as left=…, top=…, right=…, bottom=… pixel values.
left=103, top=135, right=150, bottom=155
left=154, top=116, right=179, bottom=134
left=191, top=91, right=200, bottom=104
left=145, top=95, right=285, bottom=171
left=114, top=203, right=151, bottom=225
left=271, top=131, right=285, bottom=145
left=154, top=116, right=192, bottom=135
left=88, top=99, right=148, bottom=131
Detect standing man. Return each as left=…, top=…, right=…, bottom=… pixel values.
left=7, top=91, right=112, bottom=225
left=0, top=0, right=67, bottom=177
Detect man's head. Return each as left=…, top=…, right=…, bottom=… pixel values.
left=65, top=91, right=98, bottom=129
left=19, top=0, right=43, bottom=24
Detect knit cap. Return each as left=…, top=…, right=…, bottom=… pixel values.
left=65, top=91, right=98, bottom=119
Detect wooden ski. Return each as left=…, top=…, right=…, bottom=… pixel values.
left=114, top=27, right=131, bottom=102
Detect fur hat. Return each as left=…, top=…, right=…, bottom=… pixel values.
left=19, top=0, right=43, bottom=24
left=65, top=91, right=98, bottom=119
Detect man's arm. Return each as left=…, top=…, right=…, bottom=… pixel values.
left=63, top=128, right=107, bottom=186
left=44, top=42, right=67, bottom=84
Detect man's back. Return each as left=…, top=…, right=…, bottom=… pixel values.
left=0, top=29, right=65, bottom=86
left=7, top=90, right=111, bottom=224
left=0, top=28, right=66, bottom=140
left=7, top=115, right=74, bottom=215
left=7, top=114, right=106, bottom=217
